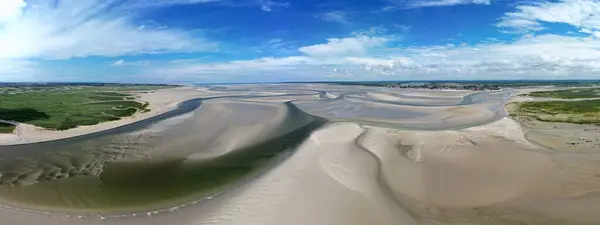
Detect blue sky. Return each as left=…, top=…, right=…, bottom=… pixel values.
left=2, top=0, right=600, bottom=83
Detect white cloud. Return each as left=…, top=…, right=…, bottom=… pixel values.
left=498, top=0, right=600, bottom=34
left=117, top=0, right=219, bottom=9
left=408, top=0, right=491, bottom=8
left=319, top=11, right=350, bottom=24
left=0, top=0, right=26, bottom=23
left=112, top=59, right=125, bottom=67
left=392, top=34, right=600, bottom=77
left=0, top=59, right=37, bottom=81
left=144, top=33, right=600, bottom=81
left=0, top=0, right=215, bottom=60
left=298, top=36, right=388, bottom=57
left=497, top=18, right=543, bottom=33
left=384, top=0, right=491, bottom=9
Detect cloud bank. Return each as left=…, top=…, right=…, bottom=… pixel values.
left=5, top=0, right=600, bottom=82
left=0, top=0, right=215, bottom=60
left=0, top=0, right=216, bottom=79
left=148, top=32, right=600, bottom=82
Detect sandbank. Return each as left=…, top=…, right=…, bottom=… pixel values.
left=5, top=83, right=599, bottom=225
left=364, top=92, right=464, bottom=106
left=0, top=98, right=323, bottom=216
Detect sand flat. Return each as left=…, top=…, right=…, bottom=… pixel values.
left=167, top=123, right=419, bottom=225
left=394, top=90, right=475, bottom=98
left=365, top=92, right=464, bottom=106
left=2, top=83, right=599, bottom=225
left=0, top=97, right=323, bottom=216
left=362, top=120, right=553, bottom=207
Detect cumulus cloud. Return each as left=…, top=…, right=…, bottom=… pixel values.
left=6, top=0, right=600, bottom=82
left=0, top=0, right=215, bottom=60
left=391, top=34, right=600, bottom=77
left=146, top=35, right=390, bottom=80
left=498, top=0, right=600, bottom=34
left=298, top=36, right=388, bottom=57
left=146, top=33, right=600, bottom=81
left=0, top=0, right=26, bottom=23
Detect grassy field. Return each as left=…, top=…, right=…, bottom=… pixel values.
left=0, top=123, right=15, bottom=133
left=0, top=85, right=169, bottom=130
left=527, top=88, right=600, bottom=99
left=507, top=99, right=600, bottom=124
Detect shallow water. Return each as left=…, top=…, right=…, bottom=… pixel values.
left=295, top=99, right=427, bottom=120
left=0, top=85, right=516, bottom=224
left=0, top=100, right=325, bottom=215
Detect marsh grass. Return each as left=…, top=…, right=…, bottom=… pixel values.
left=528, top=88, right=600, bottom=99
left=0, top=86, right=161, bottom=130
left=0, top=122, right=15, bottom=133
left=508, top=99, right=600, bottom=124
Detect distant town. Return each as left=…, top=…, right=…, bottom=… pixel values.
left=383, top=83, right=501, bottom=91
left=320, top=80, right=600, bottom=91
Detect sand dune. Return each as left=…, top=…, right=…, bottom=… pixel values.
left=2, top=84, right=598, bottom=225
left=362, top=122, right=552, bottom=208
left=185, top=123, right=412, bottom=225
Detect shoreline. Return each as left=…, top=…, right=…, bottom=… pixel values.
left=0, top=87, right=206, bottom=146
left=4, top=83, right=597, bottom=225
left=0, top=122, right=321, bottom=219
left=0, top=99, right=326, bottom=217
left=504, top=87, right=600, bottom=152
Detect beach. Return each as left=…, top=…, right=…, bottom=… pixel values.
left=0, top=84, right=598, bottom=225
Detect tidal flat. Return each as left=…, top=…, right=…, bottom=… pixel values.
left=0, top=84, right=599, bottom=225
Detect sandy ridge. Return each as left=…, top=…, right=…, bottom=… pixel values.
left=4, top=84, right=594, bottom=225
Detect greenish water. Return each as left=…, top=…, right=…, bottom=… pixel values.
left=0, top=119, right=324, bottom=214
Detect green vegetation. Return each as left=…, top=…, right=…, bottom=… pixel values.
left=527, top=88, right=600, bottom=99
left=507, top=99, right=600, bottom=124
left=87, top=95, right=133, bottom=101
left=95, top=92, right=132, bottom=97
left=0, top=123, right=15, bottom=134
left=0, top=85, right=164, bottom=130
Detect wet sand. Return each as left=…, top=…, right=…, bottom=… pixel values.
left=0, top=98, right=324, bottom=215
left=0, top=84, right=597, bottom=225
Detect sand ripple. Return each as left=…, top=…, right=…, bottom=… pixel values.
left=2, top=84, right=580, bottom=225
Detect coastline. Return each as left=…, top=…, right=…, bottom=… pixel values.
left=4, top=83, right=600, bottom=225
left=0, top=97, right=326, bottom=216
left=0, top=87, right=205, bottom=145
